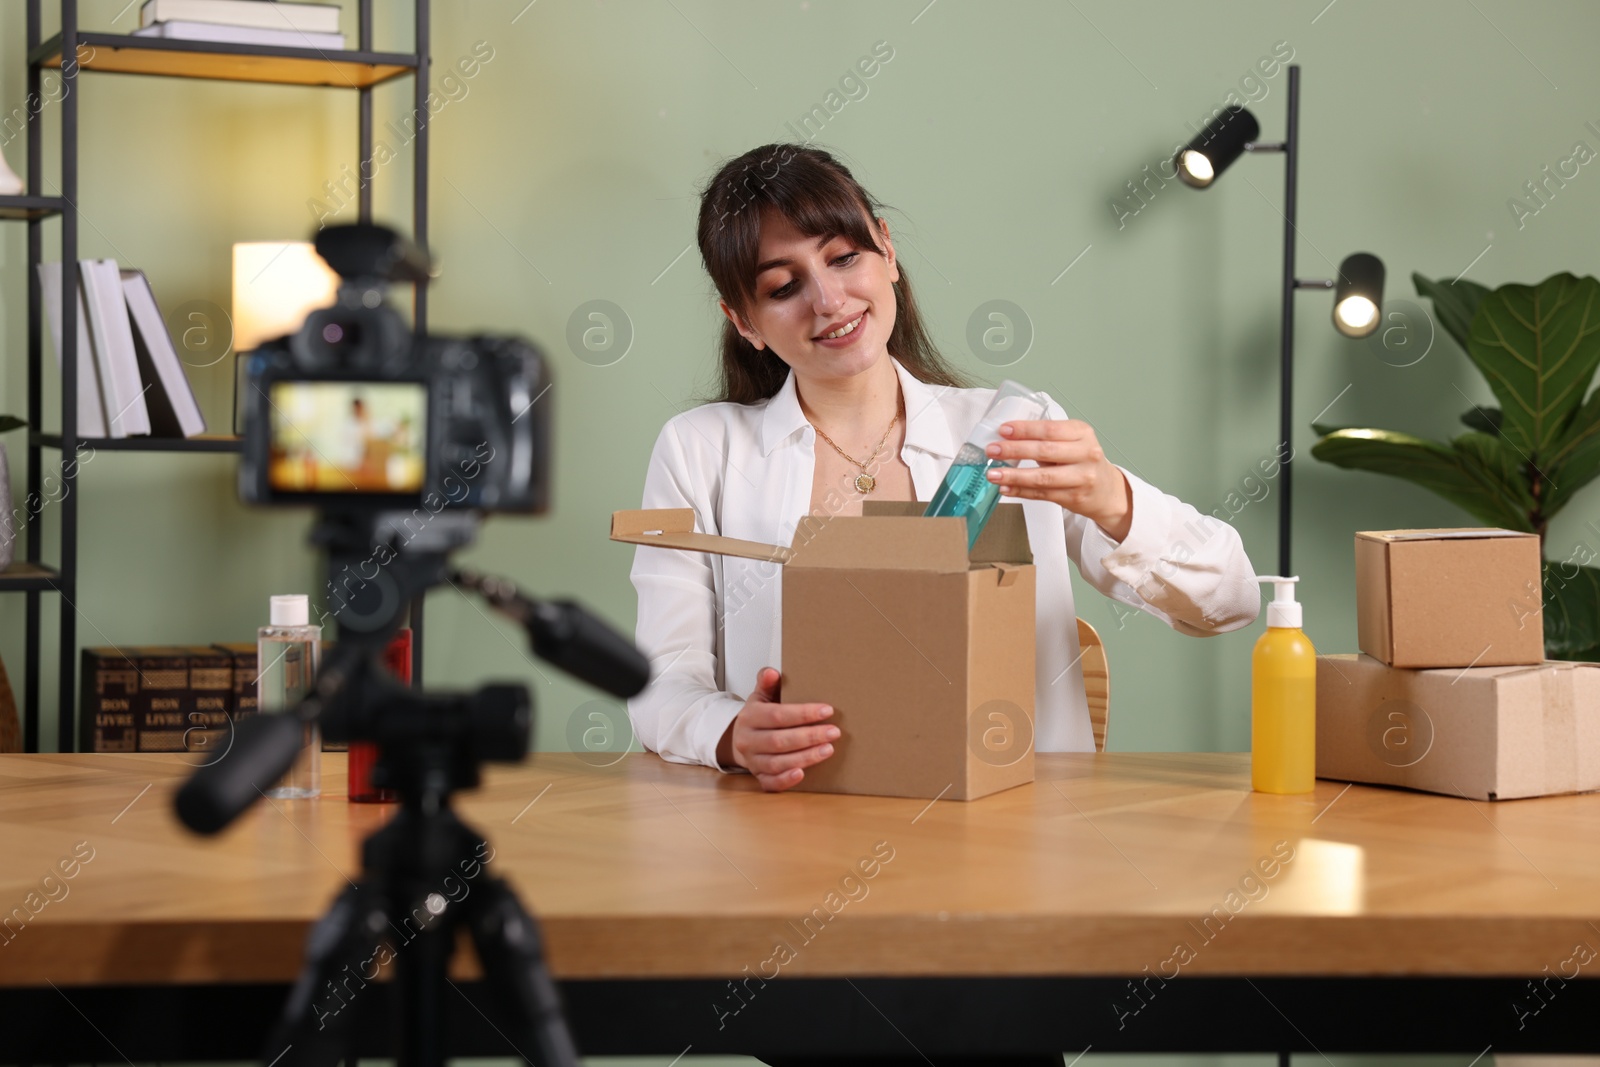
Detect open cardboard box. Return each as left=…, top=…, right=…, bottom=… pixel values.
left=1316, top=652, right=1600, bottom=800
left=611, top=500, right=1036, bottom=800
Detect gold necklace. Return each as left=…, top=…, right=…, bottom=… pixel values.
left=811, top=411, right=900, bottom=494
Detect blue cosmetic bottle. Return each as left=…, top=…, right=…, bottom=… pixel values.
left=924, top=380, right=1051, bottom=548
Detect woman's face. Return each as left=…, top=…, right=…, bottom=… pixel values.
left=720, top=207, right=899, bottom=383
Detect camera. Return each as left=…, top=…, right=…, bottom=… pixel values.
left=182, top=224, right=643, bottom=1066
left=238, top=224, right=551, bottom=514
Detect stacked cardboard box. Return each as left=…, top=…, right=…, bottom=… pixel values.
left=1316, top=529, right=1600, bottom=800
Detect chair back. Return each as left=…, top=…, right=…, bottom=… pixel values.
left=1076, top=618, right=1110, bottom=753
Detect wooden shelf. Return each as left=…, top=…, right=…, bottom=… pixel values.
left=12, top=3, right=430, bottom=753
left=0, top=561, right=61, bottom=592
left=31, top=32, right=416, bottom=88
left=0, top=195, right=65, bottom=220
left=34, top=432, right=241, bottom=453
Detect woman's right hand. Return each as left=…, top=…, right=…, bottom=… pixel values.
left=716, top=667, right=840, bottom=792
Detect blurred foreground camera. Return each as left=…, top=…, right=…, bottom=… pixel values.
left=182, top=225, right=647, bottom=1067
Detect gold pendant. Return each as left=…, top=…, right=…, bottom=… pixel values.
left=854, top=472, right=876, bottom=493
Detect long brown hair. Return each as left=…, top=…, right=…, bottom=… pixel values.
left=695, top=143, right=971, bottom=404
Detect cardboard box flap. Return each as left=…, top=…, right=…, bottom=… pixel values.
left=610, top=508, right=792, bottom=563
left=992, top=562, right=1026, bottom=587
left=612, top=501, right=1035, bottom=571
left=1354, top=535, right=1392, bottom=662
left=861, top=499, right=1034, bottom=565
left=1358, top=528, right=1534, bottom=543
left=788, top=514, right=971, bottom=571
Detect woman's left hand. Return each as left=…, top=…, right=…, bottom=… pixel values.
left=984, top=419, right=1134, bottom=542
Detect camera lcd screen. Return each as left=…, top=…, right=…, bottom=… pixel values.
left=268, top=381, right=427, bottom=494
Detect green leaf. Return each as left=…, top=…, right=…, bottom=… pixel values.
left=0, top=415, right=25, bottom=434
left=1543, top=559, right=1600, bottom=660
left=1310, top=428, right=1534, bottom=531
left=1453, top=431, right=1538, bottom=515
left=1459, top=407, right=1502, bottom=434
left=1413, top=272, right=1491, bottom=354
left=1310, top=422, right=1363, bottom=437
left=1468, top=272, right=1600, bottom=460
left=1541, top=387, right=1600, bottom=517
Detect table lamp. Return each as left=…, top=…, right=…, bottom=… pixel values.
left=232, top=241, right=341, bottom=352
left=231, top=241, right=341, bottom=432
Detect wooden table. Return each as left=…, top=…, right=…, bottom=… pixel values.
left=2, top=751, right=1597, bottom=1060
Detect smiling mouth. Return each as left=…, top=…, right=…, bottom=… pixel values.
left=816, top=312, right=865, bottom=340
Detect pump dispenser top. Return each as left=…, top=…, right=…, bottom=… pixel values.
left=1256, top=575, right=1301, bottom=628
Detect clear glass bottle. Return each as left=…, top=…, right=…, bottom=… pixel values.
left=259, top=593, right=323, bottom=799
left=924, top=380, right=1052, bottom=548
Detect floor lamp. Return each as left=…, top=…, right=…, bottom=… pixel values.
left=1173, top=65, right=1386, bottom=577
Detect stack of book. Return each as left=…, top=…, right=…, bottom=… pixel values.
left=134, top=0, right=345, bottom=50
left=40, top=261, right=207, bottom=439
left=74, top=634, right=430, bottom=754
left=81, top=645, right=255, bottom=753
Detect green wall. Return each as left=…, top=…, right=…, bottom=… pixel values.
left=4, top=0, right=1600, bottom=762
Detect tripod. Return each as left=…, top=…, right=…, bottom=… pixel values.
left=266, top=673, right=577, bottom=1067
left=177, top=510, right=650, bottom=1067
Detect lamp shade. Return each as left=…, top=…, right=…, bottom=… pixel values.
left=232, top=242, right=341, bottom=354
left=1332, top=252, right=1386, bottom=338
left=1175, top=106, right=1260, bottom=188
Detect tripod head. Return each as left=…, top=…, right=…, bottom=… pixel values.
left=175, top=505, right=650, bottom=834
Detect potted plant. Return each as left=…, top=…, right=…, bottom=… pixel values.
left=0, top=415, right=22, bottom=571
left=1311, top=271, right=1600, bottom=661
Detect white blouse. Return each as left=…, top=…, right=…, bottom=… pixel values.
left=626, top=355, right=1261, bottom=771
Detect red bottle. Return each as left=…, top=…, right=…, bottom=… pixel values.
left=348, top=628, right=408, bottom=803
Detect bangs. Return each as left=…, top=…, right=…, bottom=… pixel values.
left=714, top=161, right=882, bottom=313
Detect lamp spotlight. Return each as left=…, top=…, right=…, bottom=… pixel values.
left=1332, top=252, right=1386, bottom=338
left=1174, top=105, right=1260, bottom=188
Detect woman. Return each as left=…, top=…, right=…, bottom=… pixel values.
left=628, top=144, right=1260, bottom=792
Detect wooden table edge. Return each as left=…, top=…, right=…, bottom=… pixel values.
left=5, top=914, right=1598, bottom=987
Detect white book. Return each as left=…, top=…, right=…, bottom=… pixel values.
left=132, top=21, right=345, bottom=50
left=140, top=0, right=341, bottom=34
left=37, top=262, right=109, bottom=439
left=120, top=270, right=207, bottom=438
left=80, top=259, right=151, bottom=438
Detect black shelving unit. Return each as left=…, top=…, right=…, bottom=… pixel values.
left=0, top=195, right=66, bottom=220
left=3, top=0, right=432, bottom=752
left=30, top=432, right=243, bottom=452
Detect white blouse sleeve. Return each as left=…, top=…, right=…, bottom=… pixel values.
left=625, top=417, right=750, bottom=772
left=1043, top=395, right=1262, bottom=636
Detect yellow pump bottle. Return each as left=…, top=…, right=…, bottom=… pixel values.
left=1251, top=576, right=1316, bottom=794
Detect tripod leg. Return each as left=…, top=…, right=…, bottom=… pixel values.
left=463, top=876, right=582, bottom=1067
left=267, top=881, right=388, bottom=1067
